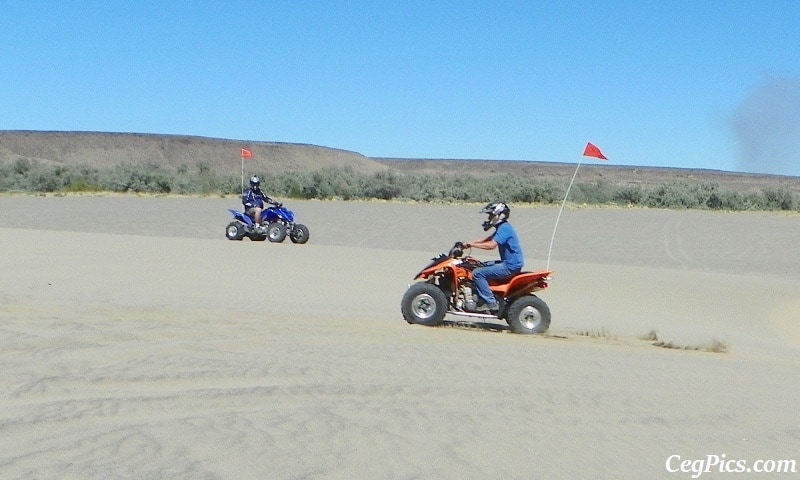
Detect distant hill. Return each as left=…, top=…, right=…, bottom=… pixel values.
left=1, top=130, right=798, bottom=195
left=0, top=131, right=386, bottom=176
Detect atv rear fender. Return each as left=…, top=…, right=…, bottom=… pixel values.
left=490, top=270, right=553, bottom=298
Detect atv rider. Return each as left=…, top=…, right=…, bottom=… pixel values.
left=465, top=201, right=524, bottom=312
left=242, top=175, right=278, bottom=231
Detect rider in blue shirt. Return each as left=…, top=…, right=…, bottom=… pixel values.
left=242, top=175, right=276, bottom=231
left=465, top=202, right=524, bottom=312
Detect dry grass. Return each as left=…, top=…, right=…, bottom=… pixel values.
left=572, top=329, right=731, bottom=353
left=575, top=327, right=618, bottom=340
left=640, top=330, right=660, bottom=342
left=644, top=330, right=729, bottom=353
left=653, top=339, right=730, bottom=353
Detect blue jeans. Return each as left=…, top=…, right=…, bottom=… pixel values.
left=472, top=261, right=520, bottom=305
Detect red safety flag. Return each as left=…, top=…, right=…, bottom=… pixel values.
left=241, top=148, right=252, bottom=159
left=583, top=142, right=607, bottom=160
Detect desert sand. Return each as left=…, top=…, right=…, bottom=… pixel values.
left=1, top=195, right=798, bottom=479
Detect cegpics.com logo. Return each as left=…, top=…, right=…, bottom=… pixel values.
left=666, top=454, right=797, bottom=478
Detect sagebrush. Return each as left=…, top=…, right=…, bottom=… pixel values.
left=1, top=160, right=796, bottom=211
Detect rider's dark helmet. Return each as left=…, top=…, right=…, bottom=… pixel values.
left=480, top=201, right=510, bottom=231
left=249, top=175, right=260, bottom=188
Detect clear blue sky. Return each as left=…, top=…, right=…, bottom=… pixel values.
left=2, top=1, right=799, bottom=175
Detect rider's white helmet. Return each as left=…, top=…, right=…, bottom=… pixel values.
left=480, top=201, right=510, bottom=230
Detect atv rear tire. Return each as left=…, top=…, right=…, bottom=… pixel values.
left=289, top=224, right=310, bottom=244
left=225, top=221, right=245, bottom=241
left=506, top=295, right=551, bottom=334
left=401, top=282, right=447, bottom=327
left=266, top=222, right=287, bottom=243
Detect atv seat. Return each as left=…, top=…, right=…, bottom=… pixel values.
left=489, top=270, right=553, bottom=297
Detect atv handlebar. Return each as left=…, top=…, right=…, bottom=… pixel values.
left=449, top=241, right=469, bottom=258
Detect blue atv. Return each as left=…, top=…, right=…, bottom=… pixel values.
left=225, top=203, right=310, bottom=243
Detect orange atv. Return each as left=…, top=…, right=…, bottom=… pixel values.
left=401, top=242, right=553, bottom=334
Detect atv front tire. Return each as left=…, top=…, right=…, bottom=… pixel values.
left=289, top=224, right=310, bottom=244
left=401, top=282, right=447, bottom=327
left=506, top=295, right=551, bottom=334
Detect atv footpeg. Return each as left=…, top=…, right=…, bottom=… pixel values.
left=449, top=310, right=499, bottom=319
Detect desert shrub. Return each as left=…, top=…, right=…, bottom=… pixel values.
left=695, top=183, right=756, bottom=210
left=273, top=171, right=309, bottom=198
left=363, top=170, right=407, bottom=200
left=505, top=177, right=561, bottom=204
left=571, top=180, right=614, bottom=204
left=739, top=192, right=770, bottom=210
left=168, top=162, right=233, bottom=195
left=0, top=161, right=33, bottom=191
left=296, top=166, right=365, bottom=200
left=612, top=185, right=645, bottom=205
left=104, top=164, right=172, bottom=193
left=13, top=158, right=32, bottom=175
left=0, top=159, right=92, bottom=192
left=396, top=173, right=518, bottom=204
left=1, top=159, right=798, bottom=212
left=762, top=187, right=794, bottom=211
left=644, top=181, right=705, bottom=209
left=705, top=190, right=725, bottom=210
left=25, top=169, right=62, bottom=192
left=400, top=173, right=444, bottom=202
left=434, top=174, right=487, bottom=202
left=169, top=170, right=193, bottom=194
left=216, top=176, right=242, bottom=196
left=53, top=165, right=101, bottom=192
left=63, top=176, right=99, bottom=192
left=704, top=190, right=763, bottom=211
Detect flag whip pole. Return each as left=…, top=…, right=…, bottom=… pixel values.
left=239, top=149, right=253, bottom=194
left=546, top=142, right=607, bottom=270
left=546, top=159, right=582, bottom=270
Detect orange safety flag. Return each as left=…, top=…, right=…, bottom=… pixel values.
left=241, top=148, right=252, bottom=159
left=582, top=142, right=607, bottom=160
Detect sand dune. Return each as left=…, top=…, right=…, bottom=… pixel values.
left=1, top=196, right=798, bottom=479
